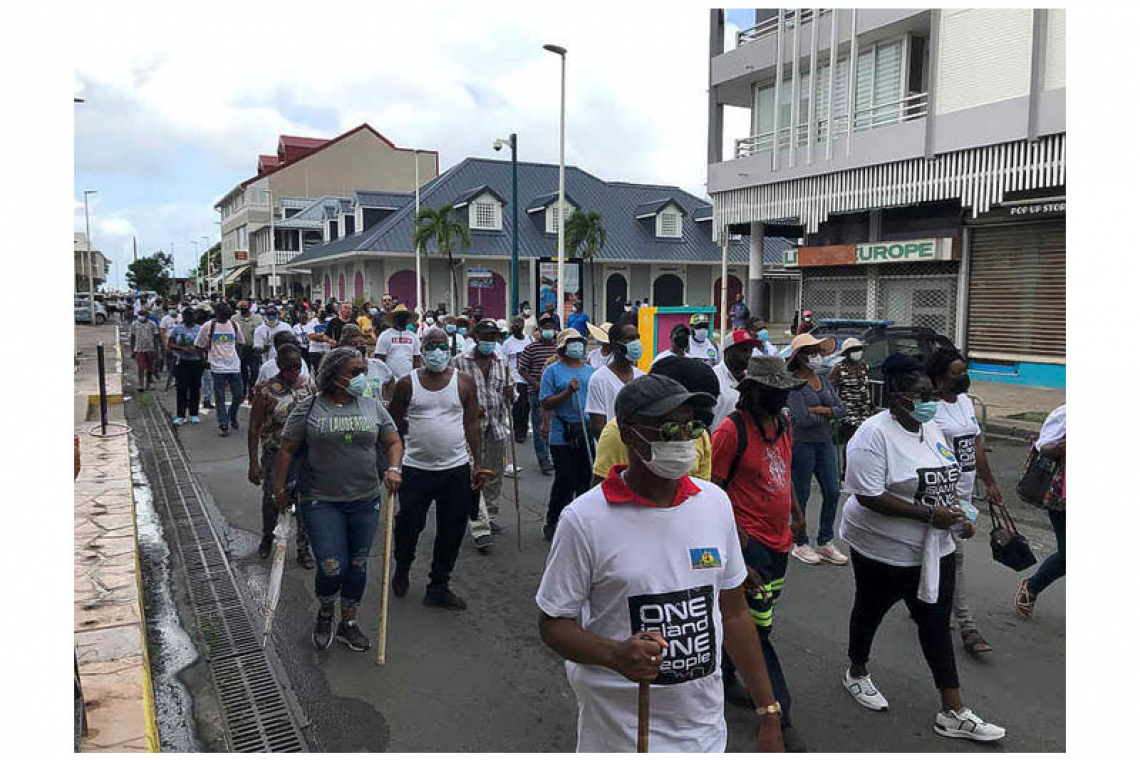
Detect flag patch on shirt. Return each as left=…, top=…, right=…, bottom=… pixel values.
left=689, top=547, right=722, bottom=569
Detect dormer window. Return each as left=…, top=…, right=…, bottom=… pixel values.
left=546, top=201, right=576, bottom=234
left=657, top=209, right=682, bottom=238
left=469, top=196, right=503, bottom=231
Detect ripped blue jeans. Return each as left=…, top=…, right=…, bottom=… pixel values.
left=301, top=497, right=381, bottom=610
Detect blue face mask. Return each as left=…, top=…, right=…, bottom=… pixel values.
left=445, top=324, right=457, bottom=334
left=565, top=342, right=585, bottom=360
left=424, top=347, right=450, bottom=371
left=623, top=340, right=644, bottom=362
left=908, top=400, right=939, bottom=424
left=541, top=329, right=555, bottom=340
left=758, top=329, right=769, bottom=342
left=458, top=327, right=468, bottom=336
left=346, top=373, right=369, bottom=397
left=477, top=341, right=497, bottom=356
left=406, top=324, right=416, bottom=332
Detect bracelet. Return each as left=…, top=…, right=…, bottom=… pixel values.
left=755, top=701, right=782, bottom=716
left=387, top=467, right=401, bottom=474
left=923, top=504, right=935, bottom=524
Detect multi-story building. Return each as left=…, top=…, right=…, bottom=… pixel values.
left=74, top=232, right=108, bottom=290
left=213, top=123, right=438, bottom=298
left=708, top=8, right=1065, bottom=387
left=288, top=157, right=794, bottom=325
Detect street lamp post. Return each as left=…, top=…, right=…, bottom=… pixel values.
left=190, top=240, right=201, bottom=296
left=414, top=150, right=423, bottom=316
left=494, top=134, right=519, bottom=317
left=83, top=190, right=97, bottom=325
left=543, top=44, right=567, bottom=323
left=201, top=235, right=212, bottom=297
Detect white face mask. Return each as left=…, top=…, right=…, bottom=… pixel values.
left=848, top=350, right=864, bottom=362
left=693, top=328, right=709, bottom=342
left=807, top=355, right=824, bottom=369
left=633, top=430, right=697, bottom=480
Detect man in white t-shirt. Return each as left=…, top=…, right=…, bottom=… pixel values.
left=585, top=321, right=644, bottom=439
left=536, top=374, right=784, bottom=753
left=253, top=306, right=294, bottom=364
left=711, top=330, right=764, bottom=430
left=194, top=301, right=245, bottom=436
left=501, top=317, right=533, bottom=443
left=686, top=314, right=721, bottom=366
left=375, top=305, right=422, bottom=380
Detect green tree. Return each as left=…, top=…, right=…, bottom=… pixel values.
left=198, top=243, right=221, bottom=277
left=127, top=251, right=174, bottom=296
left=412, top=204, right=471, bottom=313
left=565, top=209, right=608, bottom=319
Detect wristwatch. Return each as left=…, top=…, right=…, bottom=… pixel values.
left=387, top=467, right=401, bottom=475
left=755, top=701, right=782, bottom=717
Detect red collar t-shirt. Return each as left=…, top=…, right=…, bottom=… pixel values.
left=601, top=465, right=701, bottom=507
left=710, top=412, right=795, bottom=552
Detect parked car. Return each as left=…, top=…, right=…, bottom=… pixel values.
left=778, top=319, right=956, bottom=383
left=96, top=294, right=125, bottom=317
left=74, top=297, right=108, bottom=325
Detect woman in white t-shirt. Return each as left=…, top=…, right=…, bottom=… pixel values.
left=584, top=321, right=644, bottom=438
left=839, top=353, right=1005, bottom=744
left=927, top=347, right=1003, bottom=656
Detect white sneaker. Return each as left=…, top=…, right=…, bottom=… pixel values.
left=843, top=669, right=889, bottom=711
left=504, top=464, right=521, bottom=478
left=791, top=544, right=822, bottom=565
left=934, top=707, right=1006, bottom=742
left=816, top=542, right=849, bottom=565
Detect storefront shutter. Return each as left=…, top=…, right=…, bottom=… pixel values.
left=967, top=220, right=1066, bottom=361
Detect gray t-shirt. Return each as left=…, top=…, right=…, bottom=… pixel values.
left=282, top=394, right=397, bottom=503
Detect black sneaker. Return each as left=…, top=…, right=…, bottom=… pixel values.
left=202, top=400, right=214, bottom=409
left=335, top=620, right=371, bottom=652
left=781, top=723, right=808, bottom=753
left=312, top=611, right=335, bottom=651
left=542, top=522, right=556, bottom=541
left=723, top=672, right=755, bottom=709
left=218, top=427, right=229, bottom=437
left=474, top=535, right=493, bottom=553
left=230, top=418, right=240, bottom=431
left=296, top=547, right=315, bottom=569
left=540, top=462, right=555, bottom=476
left=490, top=521, right=504, bottom=535
left=258, top=536, right=273, bottom=559
left=392, top=566, right=410, bottom=598
left=423, top=589, right=467, bottom=611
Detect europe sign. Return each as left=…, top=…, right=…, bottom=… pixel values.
left=782, top=238, right=955, bottom=268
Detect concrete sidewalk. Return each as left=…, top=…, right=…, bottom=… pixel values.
left=74, top=325, right=159, bottom=753
left=970, top=380, right=1065, bottom=441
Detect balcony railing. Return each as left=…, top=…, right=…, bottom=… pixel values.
left=736, top=9, right=831, bottom=48
left=256, top=250, right=300, bottom=269
left=734, top=92, right=928, bottom=159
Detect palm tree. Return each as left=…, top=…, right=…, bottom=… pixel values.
left=565, top=209, right=608, bottom=320
left=412, top=204, right=471, bottom=314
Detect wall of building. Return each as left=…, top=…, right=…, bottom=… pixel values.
left=935, top=9, right=1033, bottom=116
left=1044, top=8, right=1065, bottom=91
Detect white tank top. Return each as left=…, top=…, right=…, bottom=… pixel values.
left=403, top=370, right=470, bottom=471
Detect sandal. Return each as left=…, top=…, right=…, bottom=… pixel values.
left=961, top=629, right=993, bottom=654
left=1015, top=578, right=1036, bottom=619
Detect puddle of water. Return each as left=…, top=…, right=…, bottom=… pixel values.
left=131, top=440, right=201, bottom=753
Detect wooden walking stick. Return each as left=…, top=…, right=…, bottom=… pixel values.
left=507, top=405, right=523, bottom=553
left=375, top=489, right=397, bottom=666
left=637, top=681, right=650, bottom=753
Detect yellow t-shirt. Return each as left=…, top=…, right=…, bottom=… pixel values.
left=356, top=315, right=374, bottom=334
left=592, top=418, right=712, bottom=480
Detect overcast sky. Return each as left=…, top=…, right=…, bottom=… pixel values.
left=73, top=2, right=753, bottom=288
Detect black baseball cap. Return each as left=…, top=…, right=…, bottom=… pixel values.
left=615, top=374, right=715, bottom=424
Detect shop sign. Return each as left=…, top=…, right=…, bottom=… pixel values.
left=855, top=240, right=937, bottom=263
left=1004, top=201, right=1065, bottom=218
left=234, top=250, right=248, bottom=261
left=467, top=268, right=494, bottom=289
left=783, top=238, right=955, bottom=268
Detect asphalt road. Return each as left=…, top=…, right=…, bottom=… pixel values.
left=146, top=375, right=1064, bottom=753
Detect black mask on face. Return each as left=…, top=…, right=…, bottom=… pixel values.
left=672, top=328, right=690, bottom=352
left=754, top=388, right=790, bottom=417
left=949, top=375, right=971, bottom=395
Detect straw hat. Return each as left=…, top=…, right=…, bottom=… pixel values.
left=586, top=322, right=612, bottom=343
left=556, top=328, right=587, bottom=349
left=788, top=332, right=837, bottom=362
left=840, top=337, right=866, bottom=355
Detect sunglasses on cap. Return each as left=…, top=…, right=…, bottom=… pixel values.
left=630, top=420, right=706, bottom=443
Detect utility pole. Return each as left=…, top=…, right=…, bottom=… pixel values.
left=83, top=190, right=97, bottom=325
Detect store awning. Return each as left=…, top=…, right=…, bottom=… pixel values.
left=223, top=264, right=251, bottom=285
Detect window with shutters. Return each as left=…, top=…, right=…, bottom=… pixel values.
left=470, top=197, right=502, bottom=231
left=545, top=202, right=575, bottom=234
left=656, top=208, right=682, bottom=239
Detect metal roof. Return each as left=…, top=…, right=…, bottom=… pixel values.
left=524, top=191, right=581, bottom=213
left=452, top=184, right=507, bottom=208
left=354, top=190, right=412, bottom=208
left=633, top=197, right=687, bottom=219
left=290, top=158, right=795, bottom=267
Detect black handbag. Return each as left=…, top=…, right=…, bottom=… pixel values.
left=988, top=499, right=1038, bottom=571
left=1016, top=445, right=1058, bottom=507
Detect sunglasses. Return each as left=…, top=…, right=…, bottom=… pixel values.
left=631, top=420, right=706, bottom=442
left=424, top=342, right=450, bottom=352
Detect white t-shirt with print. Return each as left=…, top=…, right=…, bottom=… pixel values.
left=194, top=318, right=244, bottom=373
left=839, top=410, right=959, bottom=566
left=502, top=335, right=532, bottom=384
left=686, top=337, right=721, bottom=366
left=535, top=477, right=747, bottom=753
left=304, top=319, right=330, bottom=354
left=376, top=328, right=421, bottom=379
left=585, top=364, right=644, bottom=422
left=933, top=395, right=981, bottom=501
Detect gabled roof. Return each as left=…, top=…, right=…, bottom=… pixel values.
left=452, top=185, right=507, bottom=208
left=354, top=190, right=413, bottom=209
left=257, top=154, right=280, bottom=173
left=525, top=191, right=581, bottom=213
left=634, top=197, right=687, bottom=219
left=693, top=204, right=714, bottom=222
left=289, top=158, right=794, bottom=268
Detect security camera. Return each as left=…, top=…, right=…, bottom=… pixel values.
left=493, top=140, right=505, bottom=152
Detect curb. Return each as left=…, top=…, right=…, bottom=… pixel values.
left=131, top=471, right=162, bottom=753
left=984, top=420, right=1037, bottom=442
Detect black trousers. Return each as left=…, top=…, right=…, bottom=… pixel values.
left=173, top=360, right=204, bottom=418
left=394, top=464, right=471, bottom=593
left=547, top=444, right=592, bottom=526
left=847, top=549, right=960, bottom=690
left=722, top=539, right=792, bottom=726
left=512, top=383, right=530, bottom=441
left=259, top=447, right=310, bottom=550
left=238, top=345, right=262, bottom=398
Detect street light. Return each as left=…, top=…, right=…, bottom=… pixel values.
left=83, top=190, right=97, bottom=325
left=543, top=43, right=567, bottom=323
left=493, top=134, right=519, bottom=317
left=413, top=149, right=423, bottom=316
left=189, top=240, right=201, bottom=296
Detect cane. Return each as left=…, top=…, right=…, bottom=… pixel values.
left=375, top=489, right=397, bottom=666
left=572, top=392, right=595, bottom=472
left=507, top=403, right=523, bottom=553
left=637, top=681, right=650, bottom=752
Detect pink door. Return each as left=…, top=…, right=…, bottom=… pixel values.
left=323, top=275, right=331, bottom=301
left=338, top=274, right=346, bottom=301
left=466, top=270, right=506, bottom=319
left=353, top=272, right=364, bottom=300
left=387, top=270, right=425, bottom=310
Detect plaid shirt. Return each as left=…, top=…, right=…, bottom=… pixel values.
left=453, top=349, right=511, bottom=441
